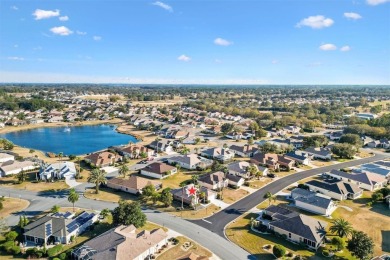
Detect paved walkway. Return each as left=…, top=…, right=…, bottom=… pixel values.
left=212, top=199, right=230, bottom=209
left=65, top=177, right=81, bottom=188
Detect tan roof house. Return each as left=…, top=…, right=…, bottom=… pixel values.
left=106, top=175, right=162, bottom=194
left=84, top=151, right=120, bottom=168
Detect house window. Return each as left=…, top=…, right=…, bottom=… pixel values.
left=288, top=233, right=291, bottom=238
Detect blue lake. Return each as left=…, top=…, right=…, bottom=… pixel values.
left=1, top=124, right=139, bottom=155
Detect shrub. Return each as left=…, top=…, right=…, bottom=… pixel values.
left=47, top=244, right=63, bottom=257
left=59, top=252, right=67, bottom=260
left=26, top=247, right=44, bottom=258
left=256, top=224, right=268, bottom=233
left=286, top=252, right=293, bottom=257
left=2, top=241, right=14, bottom=252
left=282, top=234, right=288, bottom=239
left=5, top=231, right=18, bottom=241
left=10, top=246, right=20, bottom=255
left=273, top=244, right=286, bottom=258
left=323, top=249, right=329, bottom=256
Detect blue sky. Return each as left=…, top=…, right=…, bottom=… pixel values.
left=1, top=0, right=389, bottom=84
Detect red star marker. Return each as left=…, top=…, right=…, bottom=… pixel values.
left=187, top=186, right=197, bottom=196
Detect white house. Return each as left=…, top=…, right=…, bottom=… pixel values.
left=198, top=171, right=228, bottom=191
left=167, top=154, right=212, bottom=170
left=326, top=169, right=387, bottom=191
left=0, top=160, right=38, bottom=177
left=303, top=147, right=332, bottom=161
left=291, top=188, right=337, bottom=216
left=305, top=179, right=363, bottom=201
left=0, top=153, right=14, bottom=163
left=39, top=162, right=77, bottom=181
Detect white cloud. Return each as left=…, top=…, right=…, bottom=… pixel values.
left=33, top=9, right=60, bottom=20
left=214, top=38, right=233, bottom=46
left=7, top=57, right=24, bottom=61
left=177, top=54, right=191, bottom=62
left=59, top=16, right=69, bottom=21
left=76, top=31, right=87, bottom=35
left=93, top=36, right=102, bottom=41
left=152, top=1, right=173, bottom=12
left=296, top=15, right=334, bottom=29
left=50, top=26, right=73, bottom=36
left=319, top=43, right=337, bottom=51
left=340, top=45, right=351, bottom=52
left=271, top=60, right=279, bottom=64
left=344, top=12, right=362, bottom=20
left=366, top=0, right=390, bottom=5
left=11, top=6, right=18, bottom=10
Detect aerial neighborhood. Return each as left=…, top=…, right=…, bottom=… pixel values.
left=0, top=85, right=389, bottom=260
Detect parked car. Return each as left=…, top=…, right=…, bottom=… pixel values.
left=267, top=173, right=276, bottom=178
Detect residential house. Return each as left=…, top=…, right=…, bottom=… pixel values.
left=357, top=163, right=390, bottom=179
left=227, top=161, right=258, bottom=179
left=225, top=132, right=243, bottom=140
left=148, top=140, right=173, bottom=153
left=0, top=160, right=38, bottom=177
left=367, top=138, right=390, bottom=149
left=119, top=144, right=154, bottom=159
left=229, top=144, right=257, bottom=157
left=106, top=175, right=162, bottom=195
left=167, top=154, right=212, bottom=170
left=305, top=179, right=362, bottom=200
left=285, top=151, right=310, bottom=166
left=198, top=171, right=228, bottom=191
left=303, top=147, right=332, bottom=161
left=200, top=147, right=235, bottom=162
left=24, top=211, right=97, bottom=246
left=171, top=184, right=216, bottom=206
left=284, top=126, right=301, bottom=134
left=84, top=151, right=120, bottom=168
left=71, top=225, right=168, bottom=260
left=225, top=174, right=245, bottom=188
left=0, top=153, right=14, bottom=163
left=40, top=162, right=77, bottom=181
left=250, top=153, right=295, bottom=170
left=140, top=162, right=177, bottom=179
left=290, top=188, right=337, bottom=216
left=264, top=205, right=327, bottom=250
left=326, top=169, right=387, bottom=191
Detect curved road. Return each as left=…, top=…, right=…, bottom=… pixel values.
left=191, top=152, right=389, bottom=238
left=1, top=152, right=388, bottom=260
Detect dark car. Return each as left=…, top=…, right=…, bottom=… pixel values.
left=267, top=173, right=276, bottom=178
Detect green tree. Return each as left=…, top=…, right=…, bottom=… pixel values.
left=273, top=244, right=286, bottom=258
left=329, top=218, right=353, bottom=238
left=160, top=188, right=173, bottom=207
left=68, top=188, right=79, bottom=212
left=15, top=170, right=27, bottom=183
left=332, top=143, right=358, bottom=159
left=191, top=174, right=199, bottom=185
left=347, top=231, right=374, bottom=260
left=258, top=142, right=279, bottom=153
left=339, top=134, right=363, bottom=148
left=100, top=208, right=111, bottom=219
left=246, top=164, right=258, bottom=177
left=5, top=231, right=18, bottom=242
left=112, top=200, right=146, bottom=228
left=119, top=164, right=129, bottom=178
left=51, top=205, right=60, bottom=213
left=247, top=137, right=254, bottom=145
left=151, top=192, right=160, bottom=205
left=371, top=192, right=383, bottom=202
left=18, top=215, right=29, bottom=228
left=331, top=236, right=346, bottom=251
left=88, top=169, right=107, bottom=194
left=221, top=123, right=234, bottom=134
left=303, top=135, right=328, bottom=148
left=263, top=191, right=276, bottom=206
left=141, top=184, right=156, bottom=202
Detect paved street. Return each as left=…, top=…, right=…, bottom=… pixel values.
left=1, top=152, right=388, bottom=260
left=191, top=152, right=390, bottom=238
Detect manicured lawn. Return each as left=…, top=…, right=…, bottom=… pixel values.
left=84, top=187, right=138, bottom=203
left=0, top=174, right=69, bottom=192
left=222, top=188, right=249, bottom=204
left=311, top=160, right=335, bottom=167
left=0, top=198, right=30, bottom=218
left=247, top=178, right=273, bottom=189
left=160, top=170, right=201, bottom=189
left=157, top=236, right=212, bottom=260
left=156, top=203, right=221, bottom=219
left=225, top=213, right=317, bottom=259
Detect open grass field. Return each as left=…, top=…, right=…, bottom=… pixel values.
left=0, top=198, right=30, bottom=219
left=160, top=170, right=201, bottom=189
left=157, top=203, right=221, bottom=220
left=84, top=186, right=139, bottom=203
left=157, top=236, right=212, bottom=260
left=222, top=188, right=249, bottom=204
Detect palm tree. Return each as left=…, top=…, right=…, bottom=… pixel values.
left=119, top=165, right=129, bottom=178
left=88, top=169, right=107, bottom=194
left=58, top=152, right=63, bottom=162
left=191, top=174, right=199, bottom=185
left=51, top=205, right=60, bottom=213
left=68, top=188, right=79, bottom=212
left=263, top=191, right=276, bottom=205
left=329, top=218, right=353, bottom=238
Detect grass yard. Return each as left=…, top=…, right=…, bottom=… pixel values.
left=311, top=160, right=335, bottom=167
left=0, top=173, right=69, bottom=192
left=156, top=203, right=221, bottom=219
left=356, top=151, right=374, bottom=158
left=0, top=198, right=30, bottom=218
left=157, top=236, right=212, bottom=260
left=225, top=213, right=318, bottom=259
left=161, top=170, right=201, bottom=189
left=84, top=187, right=138, bottom=203
left=247, top=178, right=273, bottom=189
left=222, top=188, right=249, bottom=204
